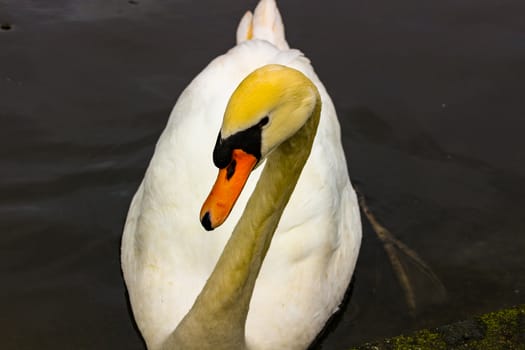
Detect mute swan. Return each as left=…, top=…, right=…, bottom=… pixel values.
left=121, top=0, right=362, bottom=349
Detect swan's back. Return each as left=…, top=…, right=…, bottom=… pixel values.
left=121, top=1, right=361, bottom=349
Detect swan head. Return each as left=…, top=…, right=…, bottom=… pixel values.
left=200, top=64, right=319, bottom=230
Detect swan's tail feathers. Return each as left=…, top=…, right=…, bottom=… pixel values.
left=236, top=11, right=254, bottom=42
left=236, top=0, right=290, bottom=50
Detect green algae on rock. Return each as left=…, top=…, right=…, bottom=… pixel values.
left=350, top=304, right=525, bottom=350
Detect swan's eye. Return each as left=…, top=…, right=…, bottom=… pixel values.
left=213, top=117, right=268, bottom=169
left=258, top=116, right=269, bottom=127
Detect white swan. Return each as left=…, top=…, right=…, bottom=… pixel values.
left=121, top=1, right=362, bottom=349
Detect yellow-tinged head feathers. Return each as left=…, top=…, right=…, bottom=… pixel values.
left=221, top=64, right=319, bottom=158
left=201, top=64, right=321, bottom=230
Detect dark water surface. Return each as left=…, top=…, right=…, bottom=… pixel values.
left=1, top=0, right=524, bottom=349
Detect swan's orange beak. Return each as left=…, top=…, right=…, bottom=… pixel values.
left=200, top=149, right=257, bottom=231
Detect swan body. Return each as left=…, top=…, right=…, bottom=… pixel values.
left=121, top=1, right=362, bottom=349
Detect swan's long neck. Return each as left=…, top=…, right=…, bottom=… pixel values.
left=164, top=99, right=321, bottom=350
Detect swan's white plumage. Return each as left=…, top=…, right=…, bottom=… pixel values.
left=121, top=1, right=361, bottom=349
